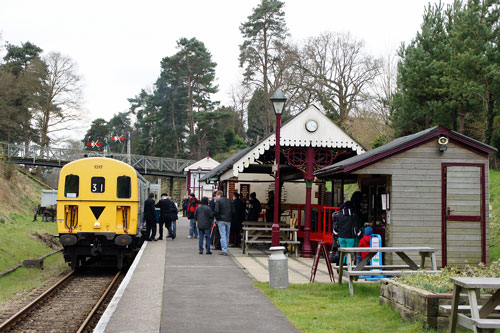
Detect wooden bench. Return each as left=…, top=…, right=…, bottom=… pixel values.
left=243, top=227, right=299, bottom=257
left=449, top=277, right=500, bottom=333
left=440, top=305, right=500, bottom=314
left=337, top=247, right=438, bottom=296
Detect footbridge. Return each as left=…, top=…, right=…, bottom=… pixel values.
left=0, top=142, right=194, bottom=177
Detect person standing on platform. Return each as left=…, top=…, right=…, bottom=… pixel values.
left=266, top=190, right=274, bottom=222
left=210, top=192, right=221, bottom=250
left=214, top=191, right=233, bottom=256
left=231, top=192, right=245, bottom=248
left=333, top=200, right=362, bottom=251
left=357, top=226, right=373, bottom=263
left=144, top=193, right=157, bottom=241
left=168, top=196, right=178, bottom=238
left=195, top=197, right=213, bottom=254
left=155, top=193, right=175, bottom=240
left=187, top=193, right=199, bottom=239
left=246, top=192, right=261, bottom=221
left=182, top=195, right=189, bottom=217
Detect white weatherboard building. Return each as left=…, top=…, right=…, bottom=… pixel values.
left=184, top=157, right=219, bottom=199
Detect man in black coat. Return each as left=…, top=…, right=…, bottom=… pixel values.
left=214, top=191, right=233, bottom=255
left=231, top=192, right=245, bottom=248
left=155, top=193, right=175, bottom=240
left=246, top=192, right=261, bottom=221
left=144, top=193, right=157, bottom=241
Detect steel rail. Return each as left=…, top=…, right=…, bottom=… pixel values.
left=76, top=270, right=122, bottom=333
left=0, top=270, right=75, bottom=332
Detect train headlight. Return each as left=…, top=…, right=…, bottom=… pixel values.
left=94, top=221, right=101, bottom=229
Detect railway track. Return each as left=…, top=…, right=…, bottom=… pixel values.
left=0, top=268, right=123, bottom=332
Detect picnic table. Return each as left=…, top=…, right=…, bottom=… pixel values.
left=448, top=277, right=500, bottom=333
left=242, top=221, right=299, bottom=257
left=337, top=246, right=439, bottom=296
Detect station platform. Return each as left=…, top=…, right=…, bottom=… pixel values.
left=95, top=217, right=303, bottom=333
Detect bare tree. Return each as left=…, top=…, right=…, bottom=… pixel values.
left=293, top=32, right=382, bottom=125
left=37, top=52, right=83, bottom=157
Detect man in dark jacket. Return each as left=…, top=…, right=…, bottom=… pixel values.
left=181, top=196, right=188, bottom=217
left=195, top=197, right=213, bottom=254
left=266, top=190, right=274, bottom=222
left=155, top=193, right=175, bottom=240
left=231, top=192, right=245, bottom=247
left=214, top=191, right=233, bottom=255
left=246, top=192, right=261, bottom=221
left=187, top=193, right=199, bottom=239
left=144, top=193, right=157, bottom=241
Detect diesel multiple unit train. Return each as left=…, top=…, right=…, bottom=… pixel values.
left=57, top=157, right=149, bottom=269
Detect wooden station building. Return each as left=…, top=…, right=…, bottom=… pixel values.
left=201, top=106, right=364, bottom=257
left=315, top=125, right=497, bottom=267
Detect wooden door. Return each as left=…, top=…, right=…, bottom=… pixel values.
left=442, top=164, right=485, bottom=267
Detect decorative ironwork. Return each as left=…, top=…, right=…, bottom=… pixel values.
left=282, top=147, right=351, bottom=174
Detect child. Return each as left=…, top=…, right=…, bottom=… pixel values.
left=357, top=226, right=373, bottom=262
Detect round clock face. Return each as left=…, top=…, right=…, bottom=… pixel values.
left=305, top=120, right=318, bottom=132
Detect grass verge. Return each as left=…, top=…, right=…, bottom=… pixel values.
left=0, top=212, right=58, bottom=273
left=255, top=282, right=439, bottom=333
left=0, top=252, right=67, bottom=303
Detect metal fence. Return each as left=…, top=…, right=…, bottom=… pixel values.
left=0, top=142, right=194, bottom=174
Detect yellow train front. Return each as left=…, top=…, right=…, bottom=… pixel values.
left=57, top=157, right=149, bottom=269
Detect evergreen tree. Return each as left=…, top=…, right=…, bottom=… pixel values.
left=240, top=0, right=288, bottom=136
left=246, top=89, right=267, bottom=142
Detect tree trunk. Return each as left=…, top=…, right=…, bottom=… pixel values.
left=263, top=24, right=270, bottom=136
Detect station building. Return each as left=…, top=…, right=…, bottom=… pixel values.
left=201, top=105, right=364, bottom=257
left=315, top=125, right=497, bottom=267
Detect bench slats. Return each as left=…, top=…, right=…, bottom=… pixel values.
left=457, top=313, right=500, bottom=329
left=440, top=305, right=500, bottom=313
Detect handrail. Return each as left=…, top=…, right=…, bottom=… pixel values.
left=290, top=204, right=339, bottom=245
left=0, top=142, right=195, bottom=173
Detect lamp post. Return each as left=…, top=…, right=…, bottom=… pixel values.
left=270, top=89, right=286, bottom=247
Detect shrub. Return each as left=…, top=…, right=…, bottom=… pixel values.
left=398, top=260, right=500, bottom=294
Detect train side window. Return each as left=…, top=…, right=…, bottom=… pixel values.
left=117, top=176, right=131, bottom=198
left=65, top=175, right=79, bottom=198
left=91, top=177, right=105, bottom=193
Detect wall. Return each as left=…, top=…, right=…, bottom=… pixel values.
left=353, top=141, right=490, bottom=267
left=234, top=172, right=320, bottom=206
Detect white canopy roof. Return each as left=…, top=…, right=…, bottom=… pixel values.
left=184, top=156, right=219, bottom=172
left=219, top=105, right=364, bottom=180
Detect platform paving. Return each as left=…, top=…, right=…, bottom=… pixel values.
left=160, top=217, right=298, bottom=332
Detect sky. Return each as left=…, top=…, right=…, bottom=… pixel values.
left=0, top=0, right=454, bottom=141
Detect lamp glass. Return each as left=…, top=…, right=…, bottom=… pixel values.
left=272, top=101, right=285, bottom=115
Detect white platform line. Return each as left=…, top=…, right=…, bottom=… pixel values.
left=94, top=241, right=148, bottom=333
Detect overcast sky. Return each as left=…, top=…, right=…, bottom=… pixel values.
left=1, top=0, right=453, bottom=141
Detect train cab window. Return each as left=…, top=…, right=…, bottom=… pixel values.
left=117, top=176, right=131, bottom=198
left=64, top=175, right=79, bottom=198
left=91, top=177, right=105, bottom=193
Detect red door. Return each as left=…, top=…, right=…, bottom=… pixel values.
left=441, top=163, right=486, bottom=267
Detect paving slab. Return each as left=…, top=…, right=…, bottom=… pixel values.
left=95, top=239, right=166, bottom=333
left=160, top=217, right=298, bottom=333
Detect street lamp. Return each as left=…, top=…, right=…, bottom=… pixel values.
left=270, top=89, right=286, bottom=247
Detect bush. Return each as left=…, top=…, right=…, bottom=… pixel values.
left=398, top=260, right=500, bottom=294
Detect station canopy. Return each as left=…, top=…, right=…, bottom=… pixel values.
left=201, top=105, right=365, bottom=183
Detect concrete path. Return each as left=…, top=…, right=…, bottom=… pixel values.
left=160, top=217, right=298, bottom=333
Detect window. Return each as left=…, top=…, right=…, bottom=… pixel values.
left=91, top=177, right=105, bottom=193
left=117, top=176, right=131, bottom=198
left=64, top=175, right=79, bottom=198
